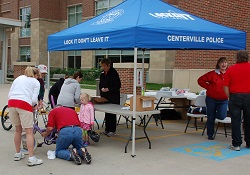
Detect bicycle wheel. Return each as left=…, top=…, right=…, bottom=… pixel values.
left=1, top=105, right=12, bottom=131
left=21, top=132, right=38, bottom=152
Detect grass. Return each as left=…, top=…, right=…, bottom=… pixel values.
left=80, top=81, right=172, bottom=91
left=81, top=80, right=96, bottom=85
left=80, top=80, right=97, bottom=90
left=146, top=83, right=172, bottom=91
left=80, top=84, right=96, bottom=90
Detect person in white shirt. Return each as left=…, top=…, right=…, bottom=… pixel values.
left=8, top=66, right=43, bottom=166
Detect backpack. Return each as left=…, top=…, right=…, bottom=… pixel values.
left=188, top=106, right=206, bottom=114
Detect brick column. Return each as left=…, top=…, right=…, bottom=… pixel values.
left=13, top=62, right=36, bottom=79
left=114, top=63, right=148, bottom=95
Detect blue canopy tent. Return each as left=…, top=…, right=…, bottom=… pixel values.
left=47, top=0, right=246, bottom=156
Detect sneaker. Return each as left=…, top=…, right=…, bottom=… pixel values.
left=82, top=140, right=86, bottom=145
left=80, top=147, right=91, bottom=164
left=229, top=145, right=240, bottom=151
left=208, top=136, right=214, bottom=140
left=14, top=152, right=25, bottom=161
left=83, top=141, right=90, bottom=147
left=71, top=148, right=82, bottom=165
left=100, top=131, right=108, bottom=135
left=20, top=148, right=29, bottom=155
left=37, top=142, right=43, bottom=147
left=27, top=156, right=43, bottom=166
left=107, top=132, right=116, bottom=137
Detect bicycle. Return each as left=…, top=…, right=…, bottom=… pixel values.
left=32, top=109, right=58, bottom=146
left=1, top=105, right=12, bottom=131
left=1, top=100, right=51, bottom=131
left=21, top=108, right=57, bottom=152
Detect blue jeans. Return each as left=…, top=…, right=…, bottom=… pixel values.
left=229, top=93, right=250, bottom=147
left=56, top=127, right=83, bottom=160
left=206, top=96, right=228, bottom=137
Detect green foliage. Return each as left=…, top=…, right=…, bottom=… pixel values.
left=50, top=68, right=102, bottom=81
left=82, top=68, right=102, bottom=81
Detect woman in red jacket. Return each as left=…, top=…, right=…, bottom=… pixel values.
left=198, top=57, right=228, bottom=140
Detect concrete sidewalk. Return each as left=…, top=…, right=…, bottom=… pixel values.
left=0, top=84, right=249, bottom=175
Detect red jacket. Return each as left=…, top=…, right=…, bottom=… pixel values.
left=198, top=69, right=228, bottom=100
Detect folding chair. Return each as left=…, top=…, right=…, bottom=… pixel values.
left=213, top=117, right=231, bottom=137
left=202, top=112, right=231, bottom=138
left=184, top=95, right=207, bottom=133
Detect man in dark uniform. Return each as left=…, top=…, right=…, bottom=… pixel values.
left=99, top=58, right=121, bottom=137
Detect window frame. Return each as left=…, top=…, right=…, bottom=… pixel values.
left=19, top=46, right=31, bottom=62
left=95, top=0, right=124, bottom=16
left=67, top=5, right=83, bottom=68
left=19, top=7, right=31, bottom=38
left=68, top=5, right=83, bottom=28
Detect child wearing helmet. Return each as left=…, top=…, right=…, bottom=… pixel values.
left=78, top=93, right=94, bottom=146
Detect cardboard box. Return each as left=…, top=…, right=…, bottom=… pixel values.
left=130, top=95, right=157, bottom=111
left=91, top=97, right=108, bottom=104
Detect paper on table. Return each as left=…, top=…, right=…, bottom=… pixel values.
left=121, top=106, right=130, bottom=110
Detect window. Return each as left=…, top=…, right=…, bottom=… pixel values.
left=20, top=7, right=31, bottom=37
left=68, top=5, right=82, bottom=27
left=96, top=0, right=123, bottom=15
left=95, top=50, right=150, bottom=68
left=68, top=51, right=81, bottom=69
left=20, top=46, right=31, bottom=62
left=67, top=5, right=82, bottom=68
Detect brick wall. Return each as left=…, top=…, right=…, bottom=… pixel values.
left=174, top=0, right=250, bottom=69
left=19, top=37, right=30, bottom=46
left=0, top=0, right=19, bottom=19
left=82, top=0, right=95, bottom=18
left=34, top=0, right=61, bottom=20
left=13, top=65, right=26, bottom=78
left=19, top=0, right=31, bottom=7
left=116, top=68, right=147, bottom=95
left=13, top=62, right=36, bottom=78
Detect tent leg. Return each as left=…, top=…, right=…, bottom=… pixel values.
left=131, top=48, right=138, bottom=157
left=47, top=51, right=50, bottom=89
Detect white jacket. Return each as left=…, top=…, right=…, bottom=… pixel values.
left=8, top=75, right=40, bottom=106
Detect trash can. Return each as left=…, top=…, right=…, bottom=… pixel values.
left=96, top=78, right=100, bottom=96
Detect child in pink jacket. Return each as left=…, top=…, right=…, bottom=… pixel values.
left=78, top=93, right=94, bottom=146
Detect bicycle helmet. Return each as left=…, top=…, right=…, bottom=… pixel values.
left=87, top=130, right=100, bottom=142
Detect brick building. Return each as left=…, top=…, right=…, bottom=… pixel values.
left=0, top=0, right=249, bottom=91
